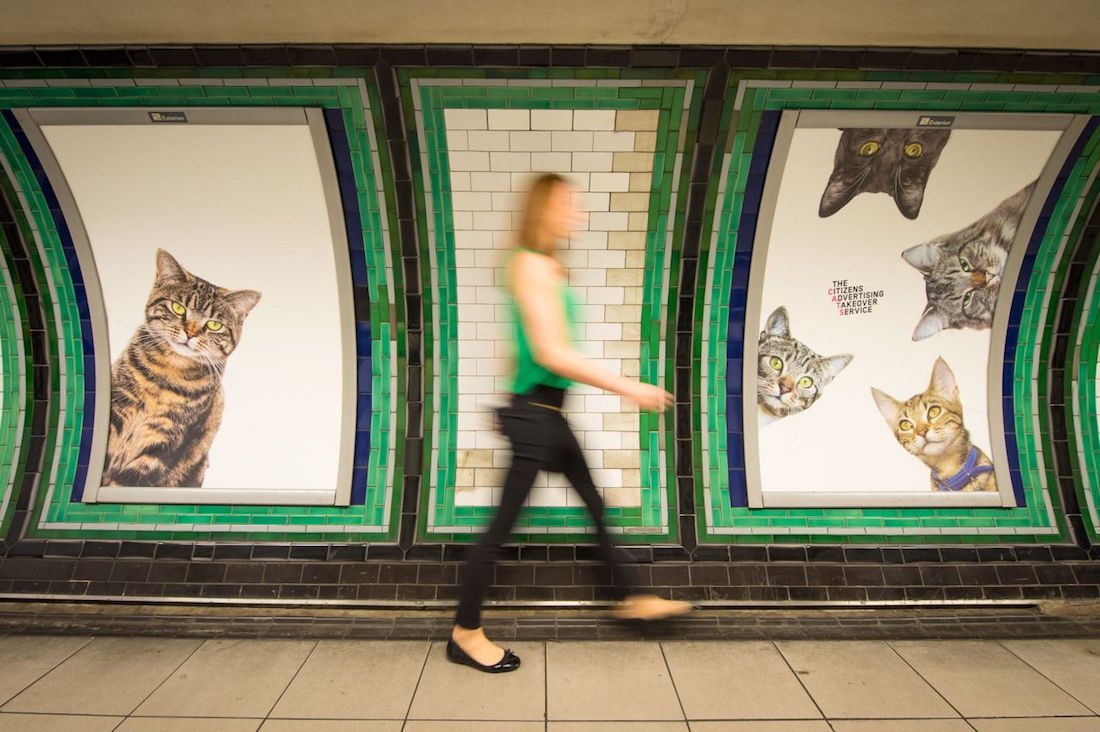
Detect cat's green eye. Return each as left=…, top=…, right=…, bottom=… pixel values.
left=205, top=320, right=223, bottom=332
left=170, top=301, right=185, bottom=316
left=928, top=406, right=942, bottom=419
left=962, top=291, right=974, bottom=308
left=904, top=142, right=923, bottom=158
left=899, top=419, right=914, bottom=431
left=959, top=258, right=971, bottom=272
left=768, top=356, right=783, bottom=372
left=798, top=376, right=814, bottom=389
left=858, top=141, right=880, bottom=157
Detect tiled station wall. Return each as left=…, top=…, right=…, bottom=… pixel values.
left=0, top=45, right=1097, bottom=605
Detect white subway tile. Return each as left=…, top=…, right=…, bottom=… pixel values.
left=593, top=131, right=635, bottom=151
left=466, top=130, right=511, bottom=151
left=530, top=151, right=572, bottom=172
left=589, top=172, right=630, bottom=192
left=446, top=130, right=468, bottom=151
left=573, top=110, right=616, bottom=131
left=473, top=211, right=513, bottom=230
left=588, top=211, right=629, bottom=231
left=587, top=250, right=626, bottom=269
left=491, top=191, right=523, bottom=211
left=490, top=151, right=531, bottom=172
left=615, top=110, right=659, bottom=131
left=580, top=191, right=610, bottom=212
left=587, top=322, right=623, bottom=339
left=551, top=131, right=594, bottom=152
left=470, top=171, right=513, bottom=191
left=452, top=210, right=473, bottom=229
left=450, top=171, right=471, bottom=191
left=568, top=268, right=606, bottom=287
left=475, top=286, right=506, bottom=304
left=445, top=108, right=488, bottom=130
left=461, top=339, right=495, bottom=358
left=488, top=109, right=530, bottom=130
left=585, top=394, right=622, bottom=413
left=570, top=230, right=608, bottom=250
left=455, top=285, right=476, bottom=304
left=571, top=152, right=614, bottom=172
left=462, top=268, right=494, bottom=286
left=510, top=130, right=552, bottom=151
left=454, top=230, right=494, bottom=250
left=449, top=150, right=490, bottom=171
left=530, top=109, right=573, bottom=130
left=458, top=303, right=496, bottom=322
left=474, top=250, right=506, bottom=269
left=451, top=191, right=493, bottom=211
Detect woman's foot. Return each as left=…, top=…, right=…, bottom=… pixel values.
left=613, top=594, right=695, bottom=621
left=450, top=625, right=511, bottom=667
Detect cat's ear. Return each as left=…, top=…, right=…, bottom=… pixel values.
left=823, top=353, right=853, bottom=377
left=929, top=357, right=959, bottom=401
left=871, top=388, right=902, bottom=423
left=155, top=249, right=187, bottom=283
left=901, top=242, right=940, bottom=274
left=818, top=169, right=860, bottom=218
left=764, top=307, right=790, bottom=338
left=226, top=289, right=262, bottom=317
left=912, top=305, right=948, bottom=341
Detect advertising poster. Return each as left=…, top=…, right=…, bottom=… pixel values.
left=747, top=112, right=1066, bottom=506
left=39, top=116, right=351, bottom=502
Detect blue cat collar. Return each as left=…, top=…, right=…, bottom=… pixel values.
left=931, top=446, right=993, bottom=491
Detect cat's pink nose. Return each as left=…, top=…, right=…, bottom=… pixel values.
left=778, top=377, right=793, bottom=395
left=916, top=424, right=928, bottom=436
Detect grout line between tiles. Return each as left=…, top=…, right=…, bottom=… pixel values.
left=995, top=639, right=1100, bottom=716
left=261, top=639, right=320, bottom=723
left=884, top=640, right=976, bottom=728
left=543, top=639, right=548, bottom=729
left=399, top=639, right=433, bottom=730
left=657, top=641, right=690, bottom=724
left=114, top=637, right=206, bottom=727
left=770, top=640, right=832, bottom=724
left=0, top=635, right=94, bottom=709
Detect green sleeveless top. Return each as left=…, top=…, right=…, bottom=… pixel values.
left=510, top=249, right=580, bottom=394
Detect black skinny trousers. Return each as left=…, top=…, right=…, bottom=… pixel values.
left=455, top=385, right=632, bottom=629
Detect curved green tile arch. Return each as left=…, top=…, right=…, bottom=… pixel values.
left=0, top=71, right=405, bottom=541
left=695, top=69, right=1100, bottom=544
left=0, top=204, right=29, bottom=536
left=1070, top=220, right=1100, bottom=541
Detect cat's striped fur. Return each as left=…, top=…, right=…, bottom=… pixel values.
left=102, top=249, right=260, bottom=487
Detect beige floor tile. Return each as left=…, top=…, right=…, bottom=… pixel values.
left=261, top=722, right=402, bottom=732
left=546, top=641, right=683, bottom=721
left=550, top=723, right=689, bottom=731
left=406, top=723, right=543, bottom=732
left=969, top=718, right=1100, bottom=732
left=0, top=713, right=123, bottom=731
left=662, top=641, right=820, bottom=720
left=269, top=640, right=428, bottom=719
left=2, top=637, right=201, bottom=715
left=407, top=641, right=544, bottom=721
left=689, top=723, right=832, bottom=731
left=0, top=636, right=91, bottom=705
left=1000, top=639, right=1100, bottom=713
left=891, top=640, right=1093, bottom=718
left=831, top=720, right=975, bottom=732
left=775, top=640, right=956, bottom=719
left=134, top=639, right=315, bottom=718
left=118, top=719, right=261, bottom=731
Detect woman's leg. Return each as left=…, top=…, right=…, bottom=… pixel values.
left=454, top=403, right=544, bottom=631
left=555, top=415, right=632, bottom=599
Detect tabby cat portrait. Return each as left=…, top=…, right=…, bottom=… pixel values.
left=819, top=128, right=951, bottom=219
left=102, top=249, right=261, bottom=487
left=757, top=306, right=853, bottom=427
left=902, top=181, right=1034, bottom=341
left=871, top=357, right=996, bottom=492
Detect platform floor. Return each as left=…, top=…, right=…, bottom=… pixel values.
left=0, top=634, right=1098, bottom=730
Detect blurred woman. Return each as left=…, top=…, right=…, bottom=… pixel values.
left=448, top=173, right=693, bottom=674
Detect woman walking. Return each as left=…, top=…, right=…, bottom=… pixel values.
left=448, top=173, right=693, bottom=674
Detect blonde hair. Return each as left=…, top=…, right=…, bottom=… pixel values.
left=518, top=173, right=568, bottom=254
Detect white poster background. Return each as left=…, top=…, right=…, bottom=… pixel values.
left=42, top=124, right=343, bottom=493
left=757, top=127, right=1060, bottom=494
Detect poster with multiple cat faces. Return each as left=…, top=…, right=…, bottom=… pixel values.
left=39, top=117, right=352, bottom=504
left=746, top=113, right=1069, bottom=506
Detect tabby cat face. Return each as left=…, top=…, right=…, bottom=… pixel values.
left=819, top=128, right=951, bottom=219
left=902, top=182, right=1034, bottom=340
left=871, top=357, right=963, bottom=460
left=143, top=249, right=261, bottom=366
left=757, top=306, right=853, bottom=419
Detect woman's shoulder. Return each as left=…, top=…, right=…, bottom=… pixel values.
left=510, top=248, right=564, bottom=282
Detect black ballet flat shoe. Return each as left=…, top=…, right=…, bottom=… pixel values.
left=446, top=638, right=521, bottom=673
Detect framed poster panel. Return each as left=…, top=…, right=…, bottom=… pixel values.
left=19, top=107, right=356, bottom=505
left=743, top=110, right=1083, bottom=508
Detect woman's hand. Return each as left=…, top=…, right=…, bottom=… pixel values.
left=622, top=381, right=673, bottom=412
